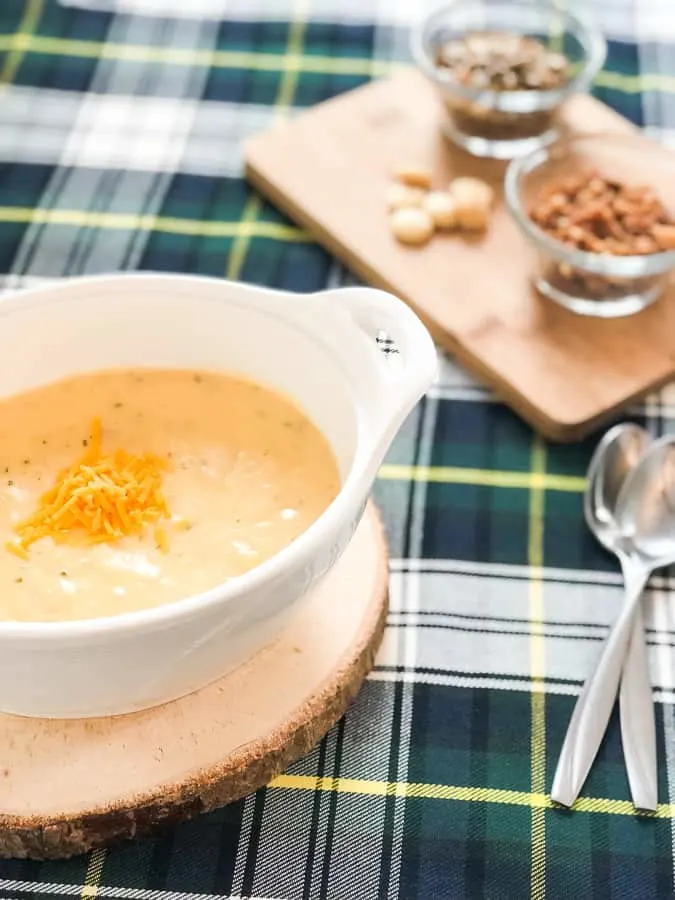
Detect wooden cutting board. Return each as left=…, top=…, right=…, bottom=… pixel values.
left=245, top=67, right=675, bottom=442
left=0, top=503, right=387, bottom=860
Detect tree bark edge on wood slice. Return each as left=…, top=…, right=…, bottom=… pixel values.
left=0, top=503, right=389, bottom=859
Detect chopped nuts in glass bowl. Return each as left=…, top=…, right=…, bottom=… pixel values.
left=410, top=0, right=606, bottom=159
left=505, top=132, right=675, bottom=317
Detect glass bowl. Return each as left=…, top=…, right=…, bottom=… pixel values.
left=410, top=0, right=606, bottom=159
left=505, top=132, right=675, bottom=317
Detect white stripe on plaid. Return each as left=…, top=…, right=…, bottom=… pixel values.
left=377, top=567, right=675, bottom=694
left=0, top=87, right=276, bottom=177
left=0, top=881, right=283, bottom=900
left=61, top=0, right=414, bottom=22
left=0, top=88, right=673, bottom=186
left=390, top=558, right=625, bottom=583
left=369, top=669, right=675, bottom=705
left=56, top=0, right=675, bottom=40
left=7, top=16, right=218, bottom=281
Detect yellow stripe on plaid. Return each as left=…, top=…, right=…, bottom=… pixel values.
left=0, top=207, right=308, bottom=241
left=226, top=196, right=263, bottom=280
left=528, top=437, right=547, bottom=900
left=80, top=848, right=106, bottom=899
left=0, top=33, right=392, bottom=77
left=0, top=0, right=44, bottom=86
left=269, top=774, right=667, bottom=817
left=226, top=0, right=311, bottom=281
left=0, top=33, right=673, bottom=94
left=595, top=70, right=675, bottom=94
left=379, top=464, right=586, bottom=493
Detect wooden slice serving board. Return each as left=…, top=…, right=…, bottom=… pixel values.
left=0, top=503, right=388, bottom=860
left=245, top=67, right=675, bottom=442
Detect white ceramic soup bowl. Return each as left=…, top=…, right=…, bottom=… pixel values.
left=0, top=273, right=437, bottom=718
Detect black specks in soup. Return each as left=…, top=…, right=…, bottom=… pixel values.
left=0, top=368, right=340, bottom=622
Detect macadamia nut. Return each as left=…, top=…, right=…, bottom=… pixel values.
left=449, top=176, right=494, bottom=230
left=394, top=165, right=433, bottom=189
left=386, top=183, right=427, bottom=210
left=384, top=167, right=494, bottom=248
left=423, top=191, right=457, bottom=230
left=389, top=207, right=435, bottom=246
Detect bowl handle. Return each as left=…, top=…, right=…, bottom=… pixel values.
left=327, top=287, right=438, bottom=472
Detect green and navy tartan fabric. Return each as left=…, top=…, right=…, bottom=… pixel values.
left=0, top=0, right=675, bottom=897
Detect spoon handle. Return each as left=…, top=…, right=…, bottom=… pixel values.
left=551, top=561, right=650, bottom=808
left=619, top=602, right=657, bottom=811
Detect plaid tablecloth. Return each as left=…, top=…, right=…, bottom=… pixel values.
left=0, top=0, right=675, bottom=897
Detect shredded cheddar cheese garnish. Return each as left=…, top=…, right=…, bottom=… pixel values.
left=5, top=541, right=28, bottom=560
left=9, top=418, right=171, bottom=554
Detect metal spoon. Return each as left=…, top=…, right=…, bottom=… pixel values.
left=586, top=424, right=656, bottom=810
left=551, top=424, right=658, bottom=811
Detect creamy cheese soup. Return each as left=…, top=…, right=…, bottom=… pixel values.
left=0, top=369, right=340, bottom=622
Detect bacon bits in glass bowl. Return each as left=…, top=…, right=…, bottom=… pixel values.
left=505, top=133, right=675, bottom=317
left=411, top=0, right=606, bottom=159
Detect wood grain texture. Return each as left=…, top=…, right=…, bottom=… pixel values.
left=245, top=67, right=675, bottom=441
left=0, top=503, right=388, bottom=860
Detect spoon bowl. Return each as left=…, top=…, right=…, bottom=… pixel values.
left=616, top=436, right=675, bottom=565
left=584, top=423, right=652, bottom=553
